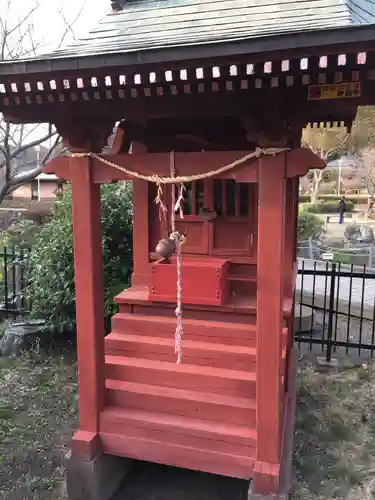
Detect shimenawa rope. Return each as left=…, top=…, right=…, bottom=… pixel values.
left=71, top=147, right=288, bottom=185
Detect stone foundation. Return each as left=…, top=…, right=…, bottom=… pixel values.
left=66, top=451, right=131, bottom=500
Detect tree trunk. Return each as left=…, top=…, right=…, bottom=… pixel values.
left=310, top=186, right=319, bottom=205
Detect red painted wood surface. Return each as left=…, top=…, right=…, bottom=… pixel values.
left=149, top=257, right=230, bottom=306
left=284, top=178, right=298, bottom=299
left=111, top=312, right=258, bottom=344
left=45, top=147, right=325, bottom=183
left=101, top=304, right=260, bottom=479
left=105, top=356, right=256, bottom=398
left=256, top=152, right=285, bottom=465
left=131, top=142, right=150, bottom=287
left=114, top=286, right=294, bottom=321
left=105, top=379, right=256, bottom=426
left=70, top=157, right=105, bottom=458
left=100, top=407, right=256, bottom=447
left=100, top=433, right=255, bottom=479
left=105, top=333, right=256, bottom=371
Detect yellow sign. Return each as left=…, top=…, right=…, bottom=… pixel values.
left=308, top=82, right=361, bottom=101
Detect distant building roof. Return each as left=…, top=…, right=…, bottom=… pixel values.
left=1, top=0, right=375, bottom=75
left=36, top=173, right=58, bottom=181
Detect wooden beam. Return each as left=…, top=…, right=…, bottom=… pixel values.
left=44, top=155, right=71, bottom=179
left=283, top=178, right=298, bottom=299
left=256, top=152, right=286, bottom=468
left=131, top=142, right=150, bottom=287
left=70, top=156, right=105, bottom=459
left=1, top=86, right=303, bottom=124
left=46, top=148, right=324, bottom=184
left=47, top=151, right=261, bottom=183
left=286, top=147, right=326, bottom=177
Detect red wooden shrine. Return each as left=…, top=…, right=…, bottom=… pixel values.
left=0, top=1, right=374, bottom=497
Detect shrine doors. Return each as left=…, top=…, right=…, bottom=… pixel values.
left=172, top=179, right=257, bottom=258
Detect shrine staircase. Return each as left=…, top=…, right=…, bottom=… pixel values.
left=99, top=262, right=289, bottom=480
left=101, top=311, right=257, bottom=478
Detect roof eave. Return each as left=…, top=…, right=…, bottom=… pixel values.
left=0, top=24, right=375, bottom=77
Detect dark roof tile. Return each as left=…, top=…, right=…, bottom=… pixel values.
left=50, top=0, right=373, bottom=58
left=1, top=0, right=375, bottom=75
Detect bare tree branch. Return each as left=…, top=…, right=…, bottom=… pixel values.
left=302, top=126, right=350, bottom=203
left=0, top=2, right=84, bottom=205
left=12, top=125, right=55, bottom=158
left=57, top=4, right=84, bottom=49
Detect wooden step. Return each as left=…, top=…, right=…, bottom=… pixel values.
left=228, top=275, right=257, bottom=282
left=105, top=356, right=256, bottom=398
left=111, top=312, right=256, bottom=346
left=105, top=333, right=256, bottom=371
left=100, top=407, right=256, bottom=458
left=131, top=304, right=257, bottom=324
left=105, top=379, right=256, bottom=426
left=100, top=433, right=255, bottom=479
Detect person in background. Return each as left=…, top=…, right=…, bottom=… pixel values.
left=338, top=196, right=346, bottom=224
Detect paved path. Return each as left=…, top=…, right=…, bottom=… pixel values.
left=296, top=259, right=375, bottom=317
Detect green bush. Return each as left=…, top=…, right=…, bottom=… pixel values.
left=299, top=195, right=310, bottom=203
left=5, top=218, right=43, bottom=247
left=302, top=201, right=354, bottom=214
left=298, top=212, right=324, bottom=241
left=318, top=194, right=366, bottom=204
left=299, top=194, right=366, bottom=205
left=26, top=183, right=133, bottom=332
left=332, top=250, right=354, bottom=265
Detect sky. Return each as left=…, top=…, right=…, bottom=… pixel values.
left=35, top=0, right=109, bottom=53
left=0, top=0, right=110, bottom=145
left=2, top=0, right=109, bottom=55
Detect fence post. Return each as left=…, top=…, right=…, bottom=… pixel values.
left=308, top=237, right=313, bottom=260
left=326, top=262, right=336, bottom=363
left=368, top=246, right=373, bottom=268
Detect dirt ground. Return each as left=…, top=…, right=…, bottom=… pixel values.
left=0, top=350, right=77, bottom=500
left=0, top=349, right=374, bottom=500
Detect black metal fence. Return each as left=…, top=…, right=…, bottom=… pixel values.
left=0, top=246, right=375, bottom=360
left=295, top=260, right=375, bottom=360
left=0, top=247, right=31, bottom=320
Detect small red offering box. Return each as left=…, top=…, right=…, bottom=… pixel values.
left=149, top=257, right=229, bottom=306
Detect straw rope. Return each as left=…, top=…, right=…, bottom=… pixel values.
left=169, top=151, right=184, bottom=363
left=71, top=147, right=288, bottom=185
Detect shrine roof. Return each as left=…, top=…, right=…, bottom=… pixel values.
left=1, top=0, right=375, bottom=76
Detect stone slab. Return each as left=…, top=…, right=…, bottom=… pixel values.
left=0, top=320, right=45, bottom=357
left=294, top=305, right=314, bottom=334
left=66, top=451, right=131, bottom=500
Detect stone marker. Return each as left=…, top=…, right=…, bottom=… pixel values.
left=294, top=305, right=314, bottom=334
left=0, top=320, right=45, bottom=357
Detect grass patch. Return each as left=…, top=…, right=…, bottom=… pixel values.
left=0, top=349, right=77, bottom=500
left=292, top=360, right=375, bottom=500
left=0, top=350, right=374, bottom=499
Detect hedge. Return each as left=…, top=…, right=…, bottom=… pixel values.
left=301, top=201, right=354, bottom=214
left=299, top=194, right=367, bottom=205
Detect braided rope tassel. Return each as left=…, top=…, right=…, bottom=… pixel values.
left=174, top=236, right=183, bottom=364
left=170, top=151, right=184, bottom=363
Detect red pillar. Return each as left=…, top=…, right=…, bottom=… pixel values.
left=131, top=142, right=150, bottom=287
left=283, top=177, right=298, bottom=300
left=254, top=153, right=286, bottom=493
left=70, top=157, right=105, bottom=459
